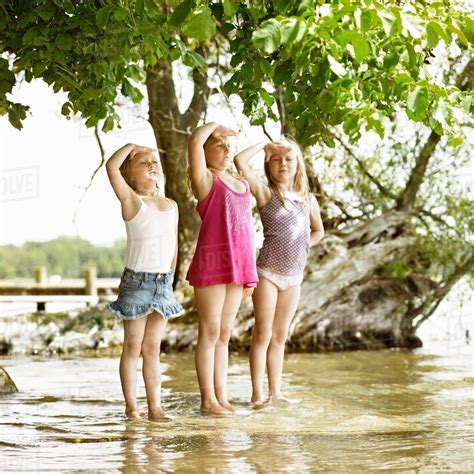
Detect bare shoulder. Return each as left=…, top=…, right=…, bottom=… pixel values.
left=309, top=193, right=320, bottom=209
left=167, top=198, right=179, bottom=211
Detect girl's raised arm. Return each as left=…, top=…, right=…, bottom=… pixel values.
left=309, top=194, right=325, bottom=247
left=106, top=143, right=152, bottom=202
left=188, top=122, right=236, bottom=202
left=234, top=142, right=291, bottom=207
left=234, top=141, right=268, bottom=207
left=106, top=143, right=154, bottom=221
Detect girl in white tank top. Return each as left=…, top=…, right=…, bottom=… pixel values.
left=106, top=143, right=183, bottom=421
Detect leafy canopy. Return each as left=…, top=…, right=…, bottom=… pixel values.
left=0, top=0, right=472, bottom=144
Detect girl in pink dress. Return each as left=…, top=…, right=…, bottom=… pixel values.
left=186, top=122, right=258, bottom=415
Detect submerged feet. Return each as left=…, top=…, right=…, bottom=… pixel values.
left=125, top=406, right=140, bottom=420
left=148, top=406, right=172, bottom=421
left=251, top=394, right=295, bottom=408
left=217, top=397, right=237, bottom=413
left=200, top=401, right=234, bottom=416
left=125, top=405, right=171, bottom=421
left=269, top=395, right=294, bottom=407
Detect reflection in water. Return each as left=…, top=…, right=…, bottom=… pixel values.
left=0, top=344, right=473, bottom=472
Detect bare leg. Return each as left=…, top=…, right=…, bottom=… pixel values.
left=120, top=317, right=148, bottom=419
left=214, top=284, right=243, bottom=411
left=141, top=312, right=168, bottom=420
left=267, top=284, right=301, bottom=400
left=249, top=278, right=278, bottom=404
left=195, top=285, right=232, bottom=415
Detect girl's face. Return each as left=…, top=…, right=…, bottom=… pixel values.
left=128, top=152, right=163, bottom=189
left=204, top=136, right=232, bottom=171
left=267, top=148, right=298, bottom=184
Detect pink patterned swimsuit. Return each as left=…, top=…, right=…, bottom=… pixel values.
left=186, top=173, right=258, bottom=288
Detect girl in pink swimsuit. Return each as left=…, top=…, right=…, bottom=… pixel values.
left=186, top=122, right=258, bottom=415
left=235, top=137, right=325, bottom=406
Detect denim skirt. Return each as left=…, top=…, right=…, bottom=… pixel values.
left=108, top=268, right=183, bottom=320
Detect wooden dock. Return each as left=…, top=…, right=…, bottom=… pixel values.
left=0, top=267, right=119, bottom=311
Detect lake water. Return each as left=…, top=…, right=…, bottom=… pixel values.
left=1, top=340, right=472, bottom=472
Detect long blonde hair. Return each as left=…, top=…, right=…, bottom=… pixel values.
left=264, top=136, right=309, bottom=206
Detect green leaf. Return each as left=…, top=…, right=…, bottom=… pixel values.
left=383, top=53, right=399, bottom=69
left=96, top=6, right=112, bottom=28
left=0, top=80, right=12, bottom=95
left=321, top=131, right=335, bottom=148
left=297, top=0, right=315, bottom=16
left=327, top=55, right=347, bottom=77
left=61, top=102, right=71, bottom=116
left=460, top=95, right=472, bottom=114
left=55, top=34, right=73, bottom=50
left=252, top=19, right=282, bottom=55
left=8, top=103, right=29, bottom=130
left=259, top=58, right=272, bottom=75
left=407, top=85, right=429, bottom=118
left=317, top=89, right=336, bottom=113
left=32, top=61, right=48, bottom=75
left=182, top=7, right=215, bottom=41
left=366, top=116, right=384, bottom=138
left=169, top=1, right=194, bottom=27
left=360, top=10, right=372, bottom=33
left=135, top=0, right=144, bottom=15
left=37, top=6, right=55, bottom=21
left=273, top=63, right=292, bottom=85
left=348, top=32, right=370, bottom=62
left=251, top=111, right=266, bottom=126
left=447, top=136, right=463, bottom=147
left=222, top=0, right=238, bottom=17
left=260, top=89, right=275, bottom=107
left=343, top=114, right=359, bottom=137
left=113, top=7, right=128, bottom=22
left=102, top=116, right=114, bottom=132
left=274, top=0, right=295, bottom=14
left=377, top=9, right=400, bottom=36
left=183, top=51, right=206, bottom=69
left=280, top=18, right=307, bottom=46
left=447, top=23, right=468, bottom=46
left=426, top=21, right=450, bottom=48
left=22, top=27, right=37, bottom=46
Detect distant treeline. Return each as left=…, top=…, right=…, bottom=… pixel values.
left=0, top=237, right=126, bottom=279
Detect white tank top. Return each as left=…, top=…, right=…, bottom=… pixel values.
left=125, top=197, right=177, bottom=273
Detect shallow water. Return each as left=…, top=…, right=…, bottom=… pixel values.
left=1, top=342, right=473, bottom=472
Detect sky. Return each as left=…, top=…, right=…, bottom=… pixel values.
left=0, top=77, right=280, bottom=247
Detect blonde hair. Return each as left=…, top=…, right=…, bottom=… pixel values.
left=264, top=136, right=309, bottom=206
left=119, top=151, right=164, bottom=192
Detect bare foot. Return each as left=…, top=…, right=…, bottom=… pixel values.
left=251, top=399, right=266, bottom=406
left=218, top=399, right=237, bottom=413
left=200, top=402, right=233, bottom=416
left=148, top=406, right=172, bottom=421
left=125, top=407, right=140, bottom=420
left=251, top=398, right=272, bottom=409
left=251, top=393, right=267, bottom=405
left=269, top=395, right=294, bottom=407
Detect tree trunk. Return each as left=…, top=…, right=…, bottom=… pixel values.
left=146, top=59, right=209, bottom=286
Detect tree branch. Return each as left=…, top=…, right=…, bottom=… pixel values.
left=183, top=45, right=211, bottom=130
left=72, top=126, right=106, bottom=229
left=331, top=130, right=398, bottom=200
left=396, top=58, right=474, bottom=211
left=413, top=254, right=474, bottom=329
